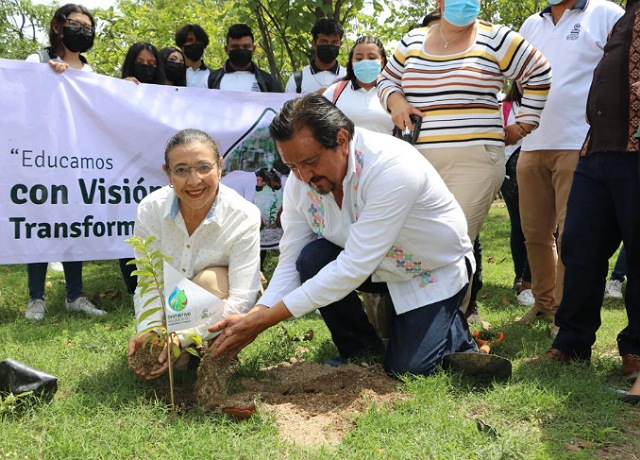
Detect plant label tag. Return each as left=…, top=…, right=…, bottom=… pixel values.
left=163, top=262, right=224, bottom=333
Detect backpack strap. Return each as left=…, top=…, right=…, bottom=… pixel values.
left=294, top=70, right=303, bottom=94
left=331, top=80, right=349, bottom=105
left=37, top=49, right=51, bottom=63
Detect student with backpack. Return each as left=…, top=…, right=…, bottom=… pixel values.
left=285, top=18, right=346, bottom=94
left=322, top=36, right=393, bottom=135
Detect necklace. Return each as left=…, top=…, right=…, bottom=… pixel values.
left=437, top=23, right=467, bottom=49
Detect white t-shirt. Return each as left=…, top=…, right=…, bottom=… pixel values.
left=285, top=64, right=346, bottom=94
left=26, top=53, right=94, bottom=73
left=258, top=128, right=474, bottom=318
left=323, top=81, right=394, bottom=135
left=219, top=71, right=259, bottom=92
left=519, top=0, right=623, bottom=151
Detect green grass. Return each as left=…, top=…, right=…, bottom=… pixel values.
left=1, top=203, right=638, bottom=459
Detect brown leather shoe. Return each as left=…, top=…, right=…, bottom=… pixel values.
left=622, top=354, right=640, bottom=380
left=545, top=348, right=573, bottom=363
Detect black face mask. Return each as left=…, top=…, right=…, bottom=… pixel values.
left=183, top=43, right=204, bottom=62
left=315, top=44, right=340, bottom=64
left=62, top=26, right=94, bottom=53
left=133, top=63, right=157, bottom=84
left=164, top=61, right=186, bottom=83
left=228, top=49, right=253, bottom=69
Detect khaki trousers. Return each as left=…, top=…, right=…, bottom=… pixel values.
left=418, top=144, right=505, bottom=311
left=517, top=150, right=579, bottom=310
left=418, top=144, right=505, bottom=243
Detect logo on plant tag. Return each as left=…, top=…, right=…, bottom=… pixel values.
left=168, top=288, right=187, bottom=311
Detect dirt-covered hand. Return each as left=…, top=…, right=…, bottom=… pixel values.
left=209, top=313, right=263, bottom=359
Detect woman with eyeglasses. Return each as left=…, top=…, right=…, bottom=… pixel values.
left=26, top=3, right=95, bottom=73
left=23, top=3, right=106, bottom=321
left=127, top=129, right=262, bottom=380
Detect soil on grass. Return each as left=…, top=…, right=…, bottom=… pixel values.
left=150, top=359, right=405, bottom=446
left=233, top=360, right=403, bottom=446
left=195, top=347, right=229, bottom=409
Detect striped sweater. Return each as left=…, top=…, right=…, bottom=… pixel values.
left=378, top=21, right=552, bottom=148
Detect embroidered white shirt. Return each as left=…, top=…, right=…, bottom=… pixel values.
left=258, top=128, right=474, bottom=317
left=133, top=184, right=261, bottom=346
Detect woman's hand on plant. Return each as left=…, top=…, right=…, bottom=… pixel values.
left=387, top=92, right=423, bottom=132
left=148, top=334, right=181, bottom=379
left=127, top=332, right=159, bottom=379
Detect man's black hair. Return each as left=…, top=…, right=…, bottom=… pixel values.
left=269, top=94, right=354, bottom=148
left=310, top=18, right=344, bottom=40
left=227, top=23, right=254, bottom=42
left=175, top=24, right=210, bottom=48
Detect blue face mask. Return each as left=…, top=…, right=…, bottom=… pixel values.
left=548, top=0, right=563, bottom=4
left=353, top=59, right=382, bottom=84
left=442, top=0, right=481, bottom=27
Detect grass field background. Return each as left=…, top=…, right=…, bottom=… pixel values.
left=1, top=203, right=638, bottom=459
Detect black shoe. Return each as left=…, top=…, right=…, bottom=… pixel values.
left=324, top=356, right=348, bottom=367
left=442, top=352, right=512, bottom=384
left=620, top=394, right=640, bottom=405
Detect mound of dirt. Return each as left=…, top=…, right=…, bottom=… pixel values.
left=228, top=360, right=405, bottom=446
left=148, top=359, right=405, bottom=446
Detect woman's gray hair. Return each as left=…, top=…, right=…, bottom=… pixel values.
left=164, top=129, right=220, bottom=165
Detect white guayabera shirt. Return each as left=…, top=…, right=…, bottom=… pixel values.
left=259, top=128, right=475, bottom=317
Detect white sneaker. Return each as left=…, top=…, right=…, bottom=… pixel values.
left=49, top=262, right=64, bottom=272
left=517, top=289, right=535, bottom=306
left=605, top=279, right=623, bottom=299
left=25, top=299, right=46, bottom=321
left=65, top=296, right=106, bottom=316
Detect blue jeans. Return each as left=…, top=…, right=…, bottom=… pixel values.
left=553, top=152, right=640, bottom=359
left=611, top=245, right=627, bottom=282
left=27, top=262, right=83, bottom=301
left=295, top=239, right=476, bottom=376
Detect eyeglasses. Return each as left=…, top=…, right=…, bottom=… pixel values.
left=168, top=163, right=216, bottom=178
left=65, top=18, right=95, bottom=36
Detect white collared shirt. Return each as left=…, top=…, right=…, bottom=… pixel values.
left=133, top=184, right=261, bottom=346
left=259, top=128, right=474, bottom=317
left=219, top=71, right=259, bottom=92
left=285, top=64, right=346, bottom=94
left=519, top=0, right=623, bottom=150
left=323, top=81, right=394, bottom=135
left=186, top=65, right=210, bottom=88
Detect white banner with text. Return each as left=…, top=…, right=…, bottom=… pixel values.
left=0, top=59, right=293, bottom=264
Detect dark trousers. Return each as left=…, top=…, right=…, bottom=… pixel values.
left=611, top=245, right=627, bottom=282
left=119, top=258, right=137, bottom=295
left=553, top=152, right=640, bottom=359
left=295, top=239, right=476, bottom=376
left=27, top=262, right=82, bottom=300
left=500, top=149, right=531, bottom=283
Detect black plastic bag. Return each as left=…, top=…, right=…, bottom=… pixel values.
left=0, top=359, right=58, bottom=400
